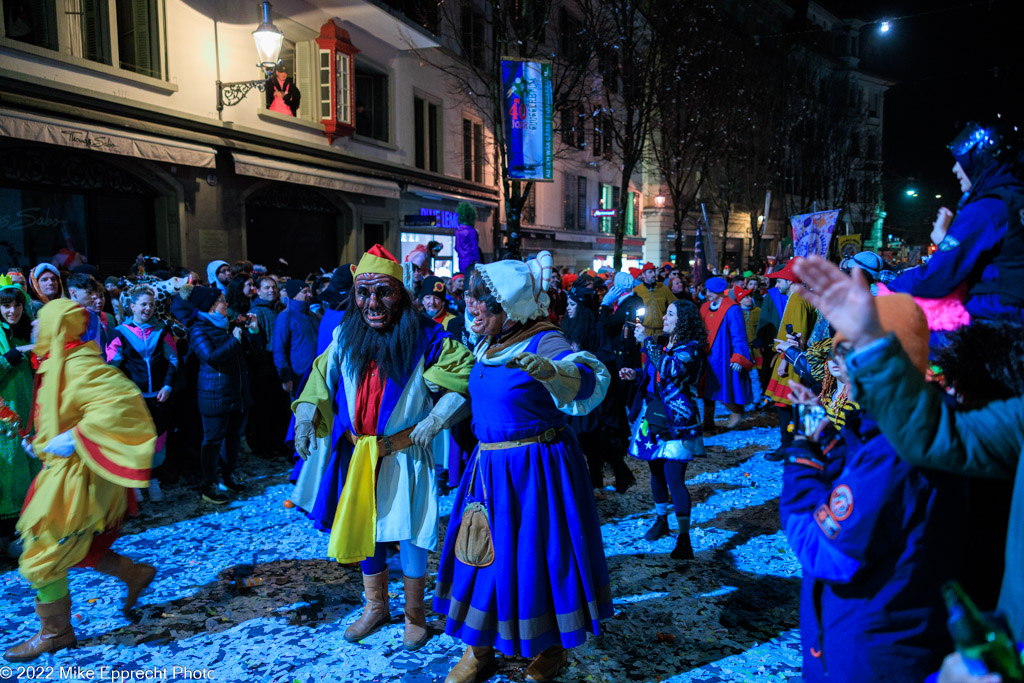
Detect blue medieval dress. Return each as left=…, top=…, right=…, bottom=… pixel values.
left=434, top=325, right=614, bottom=657
left=700, top=298, right=753, bottom=406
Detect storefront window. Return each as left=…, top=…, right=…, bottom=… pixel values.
left=400, top=231, right=455, bottom=277
left=0, top=187, right=90, bottom=269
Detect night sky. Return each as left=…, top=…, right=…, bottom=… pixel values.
left=830, top=0, right=1024, bottom=240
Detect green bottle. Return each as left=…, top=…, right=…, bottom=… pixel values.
left=942, top=581, right=1024, bottom=682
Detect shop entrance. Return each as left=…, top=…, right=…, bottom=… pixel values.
left=246, top=185, right=341, bottom=278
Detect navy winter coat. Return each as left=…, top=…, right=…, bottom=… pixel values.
left=780, top=410, right=968, bottom=682
left=188, top=317, right=253, bottom=416
left=273, top=299, right=320, bottom=383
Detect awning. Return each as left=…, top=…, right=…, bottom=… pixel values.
left=232, top=152, right=400, bottom=199
left=0, top=106, right=216, bottom=168
left=406, top=184, right=500, bottom=208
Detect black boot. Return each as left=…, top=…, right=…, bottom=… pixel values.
left=644, top=514, right=670, bottom=541
left=671, top=517, right=694, bottom=560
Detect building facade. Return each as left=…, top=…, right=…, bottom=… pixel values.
left=0, top=0, right=499, bottom=277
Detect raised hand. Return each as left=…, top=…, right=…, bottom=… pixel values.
left=792, top=257, right=884, bottom=349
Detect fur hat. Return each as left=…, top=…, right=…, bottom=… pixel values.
left=834, top=293, right=929, bottom=374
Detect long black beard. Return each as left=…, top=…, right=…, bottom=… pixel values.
left=336, top=293, right=420, bottom=383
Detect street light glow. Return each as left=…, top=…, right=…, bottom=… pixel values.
left=905, top=189, right=916, bottom=196
left=880, top=21, right=890, bottom=33
left=935, top=194, right=942, bottom=199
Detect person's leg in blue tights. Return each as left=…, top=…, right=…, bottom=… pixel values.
left=664, top=460, right=694, bottom=559
left=645, top=460, right=671, bottom=541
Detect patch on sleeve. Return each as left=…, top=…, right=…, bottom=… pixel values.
left=829, top=484, right=854, bottom=521
left=814, top=504, right=841, bottom=539
left=938, top=235, right=960, bottom=252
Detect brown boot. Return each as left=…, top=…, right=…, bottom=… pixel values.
left=525, top=645, right=568, bottom=682
left=402, top=575, right=429, bottom=651
left=671, top=516, right=694, bottom=560
left=94, top=551, right=157, bottom=617
left=444, top=645, right=495, bottom=683
left=343, top=570, right=391, bottom=642
left=4, top=594, right=77, bottom=662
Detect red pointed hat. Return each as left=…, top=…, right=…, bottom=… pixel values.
left=766, top=260, right=800, bottom=283
left=353, top=244, right=403, bottom=280
left=733, top=285, right=754, bottom=302
left=628, top=267, right=642, bottom=279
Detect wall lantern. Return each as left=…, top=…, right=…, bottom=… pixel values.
left=315, top=20, right=360, bottom=143
left=654, top=195, right=666, bottom=208
left=216, top=2, right=284, bottom=111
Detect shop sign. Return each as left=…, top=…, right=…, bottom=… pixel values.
left=419, top=208, right=459, bottom=229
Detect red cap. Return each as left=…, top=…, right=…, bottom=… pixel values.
left=562, top=273, right=578, bottom=288
left=765, top=260, right=800, bottom=283
left=628, top=267, right=642, bottom=279
left=641, top=262, right=657, bottom=273
left=367, top=244, right=398, bottom=262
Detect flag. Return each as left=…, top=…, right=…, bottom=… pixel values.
left=790, top=209, right=841, bottom=259
left=693, top=217, right=711, bottom=285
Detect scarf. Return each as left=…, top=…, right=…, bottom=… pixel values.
left=198, top=311, right=229, bottom=330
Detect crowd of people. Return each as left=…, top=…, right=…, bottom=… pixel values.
left=2, top=119, right=1023, bottom=683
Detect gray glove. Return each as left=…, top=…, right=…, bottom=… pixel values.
left=408, top=392, right=469, bottom=451
left=294, top=403, right=317, bottom=460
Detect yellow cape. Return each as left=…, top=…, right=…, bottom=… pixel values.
left=18, top=299, right=155, bottom=588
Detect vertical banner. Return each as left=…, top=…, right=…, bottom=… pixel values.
left=790, top=209, right=841, bottom=258
left=501, top=59, right=553, bottom=181
left=693, top=218, right=711, bottom=285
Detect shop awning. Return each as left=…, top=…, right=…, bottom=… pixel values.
left=231, top=152, right=400, bottom=199
left=406, top=184, right=500, bottom=208
left=0, top=107, right=216, bottom=168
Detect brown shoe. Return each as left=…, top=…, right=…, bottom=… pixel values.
left=525, top=645, right=568, bottom=682
left=444, top=645, right=495, bottom=683
left=3, top=594, right=77, bottom=662
left=94, top=551, right=157, bottom=617
left=402, top=575, right=430, bottom=651
left=343, top=570, right=391, bottom=642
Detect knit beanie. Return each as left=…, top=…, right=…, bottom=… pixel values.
left=833, top=293, right=929, bottom=374
left=189, top=285, right=221, bottom=313
left=284, top=279, right=306, bottom=299
left=330, top=264, right=354, bottom=292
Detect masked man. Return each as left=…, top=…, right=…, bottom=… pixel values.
left=292, top=245, right=473, bottom=652
left=5, top=299, right=156, bottom=662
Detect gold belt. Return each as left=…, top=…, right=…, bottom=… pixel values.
left=478, top=427, right=563, bottom=451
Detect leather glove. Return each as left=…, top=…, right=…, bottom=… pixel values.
left=44, top=430, right=76, bottom=458
left=506, top=352, right=556, bottom=380
left=410, top=414, right=443, bottom=450
left=293, top=403, right=317, bottom=460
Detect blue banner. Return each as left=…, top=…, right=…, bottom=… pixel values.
left=501, top=59, right=553, bottom=181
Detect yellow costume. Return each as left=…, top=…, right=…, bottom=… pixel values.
left=6, top=299, right=157, bottom=664
left=632, top=282, right=675, bottom=337
left=764, top=289, right=817, bottom=406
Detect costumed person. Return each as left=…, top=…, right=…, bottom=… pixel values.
left=26, top=264, right=64, bottom=318
left=446, top=273, right=466, bottom=315
left=4, top=299, right=156, bottom=663
left=631, top=262, right=675, bottom=338
left=885, top=120, right=1024, bottom=337
left=106, top=285, right=178, bottom=503
left=419, top=275, right=456, bottom=328
left=756, top=265, right=793, bottom=393
left=735, top=285, right=763, bottom=399
left=621, top=299, right=706, bottom=559
left=292, top=245, right=474, bottom=652
left=699, top=277, right=754, bottom=430
left=0, top=278, right=38, bottom=557
left=780, top=294, right=968, bottom=682
left=434, top=252, right=613, bottom=683
left=405, top=240, right=443, bottom=278
left=562, top=277, right=632, bottom=492
left=764, top=261, right=816, bottom=460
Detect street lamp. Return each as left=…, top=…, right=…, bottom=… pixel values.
left=216, top=2, right=284, bottom=111
left=654, top=195, right=666, bottom=208
left=879, top=20, right=891, bottom=34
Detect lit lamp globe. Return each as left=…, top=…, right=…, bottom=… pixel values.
left=654, top=195, right=666, bottom=208
left=253, top=1, right=284, bottom=73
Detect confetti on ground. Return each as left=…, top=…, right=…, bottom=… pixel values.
left=0, top=412, right=800, bottom=682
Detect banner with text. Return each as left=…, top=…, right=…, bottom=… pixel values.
left=790, top=209, right=841, bottom=259
left=501, top=59, right=553, bottom=181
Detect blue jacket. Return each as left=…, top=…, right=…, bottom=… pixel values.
left=888, top=197, right=1022, bottom=323
left=780, top=410, right=967, bottom=682
left=188, top=316, right=253, bottom=416
left=273, top=299, right=320, bottom=383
